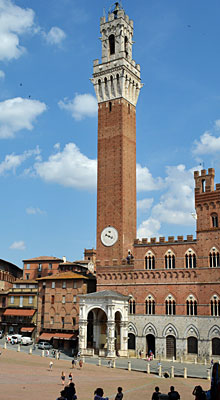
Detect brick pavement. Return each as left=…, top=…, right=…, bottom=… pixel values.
left=0, top=348, right=211, bottom=400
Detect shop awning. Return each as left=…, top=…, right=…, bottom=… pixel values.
left=53, top=333, right=75, bottom=340
left=20, top=327, right=35, bottom=333
left=38, top=332, right=54, bottom=341
left=3, top=309, right=35, bottom=317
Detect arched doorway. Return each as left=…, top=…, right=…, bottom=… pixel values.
left=166, top=335, right=176, bottom=359
left=212, top=338, right=220, bottom=355
left=187, top=337, right=198, bottom=354
left=128, top=333, right=136, bottom=350
left=146, top=334, right=155, bottom=356
left=87, top=310, right=94, bottom=348
left=87, top=308, right=107, bottom=354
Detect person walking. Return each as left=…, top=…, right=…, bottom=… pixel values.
left=152, top=387, right=161, bottom=400
left=115, top=387, right=123, bottom=400
left=94, top=388, right=109, bottom=400
left=192, top=386, right=206, bottom=400
left=168, top=386, right=180, bottom=400
left=79, top=359, right=83, bottom=369
left=61, top=371, right=65, bottom=386
left=49, top=360, right=53, bottom=371
left=68, top=372, right=73, bottom=384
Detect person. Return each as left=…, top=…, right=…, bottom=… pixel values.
left=152, top=387, right=161, bottom=400
left=168, top=386, right=180, bottom=400
left=210, top=362, right=220, bottom=400
left=79, top=359, right=83, bottom=369
left=49, top=360, right=53, bottom=371
left=61, top=371, right=65, bottom=386
left=94, top=388, right=109, bottom=400
left=56, top=390, right=67, bottom=400
left=58, top=350, right=61, bottom=360
left=192, top=386, right=206, bottom=400
left=64, top=382, right=77, bottom=400
left=115, top=387, right=123, bottom=400
left=68, top=372, right=73, bottom=383
left=71, top=359, right=75, bottom=369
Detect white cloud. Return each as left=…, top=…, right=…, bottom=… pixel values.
left=0, top=147, right=40, bottom=175
left=193, top=131, right=220, bottom=155
left=58, top=93, right=97, bottom=121
left=34, top=142, right=97, bottom=190
left=10, top=240, right=26, bottom=250
left=0, top=70, right=5, bottom=79
left=137, top=163, right=163, bottom=192
left=26, top=207, right=46, bottom=215
left=137, top=198, right=154, bottom=212
left=137, top=217, right=161, bottom=239
left=44, top=26, right=66, bottom=45
left=0, top=97, right=47, bottom=138
left=0, top=0, right=35, bottom=61
left=215, top=120, right=220, bottom=130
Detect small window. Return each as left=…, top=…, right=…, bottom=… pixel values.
left=42, top=295, right=45, bottom=305
left=109, top=34, right=115, bottom=55
left=19, top=296, right=23, bottom=308
left=61, top=317, right=65, bottom=328
left=62, top=281, right=66, bottom=289
left=51, top=295, right=55, bottom=304
left=128, top=103, right=130, bottom=114
left=72, top=317, right=76, bottom=326
left=51, top=281, right=55, bottom=289
left=10, top=296, right=14, bottom=304
left=202, top=179, right=206, bottom=192
left=124, top=36, right=128, bottom=58
left=50, top=316, right=54, bottom=325
left=62, top=295, right=65, bottom=304
left=49, top=263, right=52, bottom=270
left=2, top=297, right=6, bottom=307
left=28, top=296, right=33, bottom=304
left=38, top=264, right=42, bottom=272
left=73, top=282, right=77, bottom=289
left=26, top=264, right=30, bottom=270
left=26, top=274, right=30, bottom=280
left=212, top=214, right=218, bottom=228
left=109, top=101, right=112, bottom=112
left=73, top=296, right=77, bottom=303
left=129, top=298, right=136, bottom=314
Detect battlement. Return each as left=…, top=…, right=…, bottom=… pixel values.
left=134, top=235, right=195, bottom=246
left=194, top=168, right=216, bottom=194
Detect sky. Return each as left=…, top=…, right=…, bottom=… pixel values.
left=1, top=0, right=220, bottom=269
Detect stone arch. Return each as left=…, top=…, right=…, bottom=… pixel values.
left=138, top=272, right=144, bottom=279
left=143, top=323, right=157, bottom=337
left=117, top=273, right=122, bottom=280
left=208, top=325, right=220, bottom=339
left=128, top=322, right=138, bottom=336
left=163, top=323, right=178, bottom=338
left=184, top=324, right=200, bottom=339
left=86, top=305, right=107, bottom=318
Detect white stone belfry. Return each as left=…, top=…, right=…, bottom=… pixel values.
left=78, top=291, right=129, bottom=358
left=91, top=3, right=142, bottom=106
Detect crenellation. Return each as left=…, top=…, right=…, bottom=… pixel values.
left=134, top=235, right=195, bottom=246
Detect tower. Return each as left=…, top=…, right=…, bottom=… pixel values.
left=92, top=3, right=142, bottom=266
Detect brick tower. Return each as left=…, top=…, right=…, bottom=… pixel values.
left=91, top=3, right=142, bottom=266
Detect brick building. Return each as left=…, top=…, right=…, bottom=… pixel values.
left=23, top=256, right=63, bottom=280
left=79, top=3, right=220, bottom=361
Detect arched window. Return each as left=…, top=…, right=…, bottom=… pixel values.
left=109, top=34, right=115, bottom=55
left=209, top=247, right=220, bottom=268
left=165, top=295, right=176, bottom=315
left=185, top=249, right=196, bottom=268
left=210, top=295, right=220, bottom=316
left=145, top=251, right=155, bottom=270
left=212, top=338, right=220, bottom=355
left=187, top=337, right=198, bottom=354
left=165, top=250, right=175, bottom=269
left=186, top=295, right=197, bottom=316
left=145, top=295, right=155, bottom=315
left=129, top=297, right=136, bottom=314
left=211, top=213, right=218, bottom=228
left=124, top=36, right=128, bottom=58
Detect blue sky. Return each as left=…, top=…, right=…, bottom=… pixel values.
left=1, top=0, right=220, bottom=268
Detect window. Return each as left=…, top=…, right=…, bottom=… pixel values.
left=186, top=295, right=197, bottom=316
left=50, top=316, right=54, bottom=325
left=109, top=34, right=115, bottom=55
left=124, top=36, right=128, bottom=58
left=38, top=264, right=42, bottom=272
left=145, top=252, right=155, bottom=270
left=26, top=274, right=30, bottom=280
left=73, top=282, right=77, bottom=289
left=187, top=337, right=198, bottom=354
left=185, top=249, right=196, bottom=268
left=2, top=297, right=6, bottom=307
left=109, top=101, right=112, bottom=112
left=145, top=295, right=155, bottom=315
left=49, top=263, right=52, bottom=270
left=19, top=296, right=23, bottom=308
left=42, top=295, right=45, bottom=305
left=41, top=315, right=44, bottom=326
left=62, top=281, right=66, bottom=289
left=212, top=213, right=218, bottom=228
left=210, top=296, right=220, bottom=316
left=51, top=295, right=55, bottom=305
left=72, top=317, right=76, bottom=326
left=61, top=317, right=65, bottom=329
left=73, top=296, right=77, bottom=303
left=209, top=247, right=220, bottom=268
left=62, top=296, right=65, bottom=304
left=28, top=296, right=33, bottom=305
left=165, top=295, right=176, bottom=315
left=51, top=281, right=55, bottom=289
left=165, top=250, right=175, bottom=269
left=202, top=179, right=206, bottom=192
left=212, top=338, right=220, bottom=355
left=26, top=264, right=30, bottom=270
left=129, top=297, right=136, bottom=314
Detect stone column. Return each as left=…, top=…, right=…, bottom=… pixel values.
left=78, top=302, right=88, bottom=354
left=107, top=322, right=116, bottom=358
left=119, top=321, right=128, bottom=357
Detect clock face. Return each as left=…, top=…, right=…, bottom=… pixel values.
left=101, top=226, right=118, bottom=247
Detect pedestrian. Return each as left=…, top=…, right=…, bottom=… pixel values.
left=46, top=349, right=49, bottom=357
left=56, top=390, right=67, bottom=400
left=168, top=386, right=180, bottom=400
left=115, top=387, right=123, bottom=400
left=58, top=350, right=61, bottom=360
left=77, top=351, right=81, bottom=359
left=49, top=360, right=53, bottom=371
left=94, top=388, right=109, bottom=400
left=65, top=382, right=77, bottom=400
left=152, top=386, right=161, bottom=400
left=210, top=362, right=220, bottom=400
left=192, top=386, right=206, bottom=400
left=79, top=359, right=83, bottom=369
left=61, top=371, right=65, bottom=386
left=71, top=359, right=75, bottom=369
left=68, top=372, right=73, bottom=383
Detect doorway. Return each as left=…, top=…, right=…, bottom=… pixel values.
left=166, top=335, right=176, bottom=359
left=146, top=334, right=155, bottom=356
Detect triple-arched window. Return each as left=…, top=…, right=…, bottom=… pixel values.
left=145, top=251, right=155, bottom=270
left=210, top=295, right=220, bottom=316
left=185, top=249, right=196, bottom=268
left=165, top=250, right=175, bottom=269
left=165, top=295, right=176, bottom=315
left=186, top=295, right=197, bottom=316
left=145, top=295, right=155, bottom=315
left=209, top=247, right=220, bottom=268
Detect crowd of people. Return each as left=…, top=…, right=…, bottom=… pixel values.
left=56, top=385, right=123, bottom=400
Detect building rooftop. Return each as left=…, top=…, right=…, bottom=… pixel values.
left=79, top=290, right=129, bottom=300
left=23, top=256, right=63, bottom=262
left=37, top=271, right=88, bottom=280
